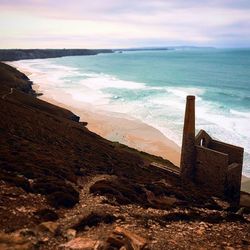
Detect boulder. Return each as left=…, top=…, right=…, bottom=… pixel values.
left=60, top=237, right=101, bottom=250
left=145, top=190, right=177, bottom=208
left=64, top=229, right=77, bottom=240
left=37, top=221, right=59, bottom=235
left=107, top=226, right=148, bottom=250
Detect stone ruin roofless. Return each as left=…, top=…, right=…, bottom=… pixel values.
left=180, top=95, right=244, bottom=204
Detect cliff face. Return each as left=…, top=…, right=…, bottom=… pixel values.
left=0, top=63, right=249, bottom=249
left=0, top=49, right=113, bottom=61
left=0, top=62, right=35, bottom=94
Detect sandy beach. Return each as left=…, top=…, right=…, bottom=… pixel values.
left=9, top=62, right=181, bottom=166
left=35, top=85, right=181, bottom=166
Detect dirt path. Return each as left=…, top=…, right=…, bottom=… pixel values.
left=1, top=88, right=14, bottom=100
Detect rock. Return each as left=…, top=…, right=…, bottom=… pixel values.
left=145, top=190, right=177, bottom=208
left=60, top=237, right=101, bottom=249
left=37, top=221, right=59, bottom=235
left=69, top=115, right=80, bottom=122
left=34, top=208, right=59, bottom=222
left=236, top=207, right=245, bottom=215
left=59, top=208, right=116, bottom=233
left=18, top=228, right=36, bottom=237
left=64, top=229, right=77, bottom=240
left=80, top=122, right=88, bottom=126
left=107, top=226, right=148, bottom=250
left=212, top=197, right=230, bottom=210
left=0, top=231, right=33, bottom=250
left=196, top=227, right=205, bottom=236
left=16, top=206, right=28, bottom=213
left=39, top=236, right=49, bottom=243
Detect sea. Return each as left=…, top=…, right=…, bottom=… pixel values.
left=16, top=48, right=250, bottom=176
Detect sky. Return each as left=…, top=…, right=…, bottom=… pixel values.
left=0, top=0, right=250, bottom=49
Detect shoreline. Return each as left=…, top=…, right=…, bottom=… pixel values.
left=35, top=84, right=181, bottom=166
left=7, top=61, right=250, bottom=193
left=8, top=61, right=181, bottom=166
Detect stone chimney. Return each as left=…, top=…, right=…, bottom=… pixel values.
left=180, top=95, right=196, bottom=180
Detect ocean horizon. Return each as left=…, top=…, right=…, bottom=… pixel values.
left=13, top=48, right=250, bottom=177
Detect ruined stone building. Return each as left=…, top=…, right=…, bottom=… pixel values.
left=180, top=96, right=244, bottom=203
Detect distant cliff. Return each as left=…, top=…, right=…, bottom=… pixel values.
left=0, top=49, right=113, bottom=61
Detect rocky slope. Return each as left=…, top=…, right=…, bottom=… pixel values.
left=0, top=49, right=113, bottom=61
left=0, top=62, right=249, bottom=249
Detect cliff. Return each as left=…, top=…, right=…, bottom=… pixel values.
left=0, top=63, right=249, bottom=249
left=0, top=62, right=35, bottom=94
left=0, top=49, right=113, bottom=61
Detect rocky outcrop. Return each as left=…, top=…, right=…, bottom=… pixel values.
left=0, top=62, right=81, bottom=123
left=69, top=114, right=80, bottom=123
left=59, top=227, right=149, bottom=250
left=107, top=227, right=148, bottom=250
left=0, top=49, right=113, bottom=61
left=0, top=62, right=35, bottom=95
left=60, top=237, right=101, bottom=250
left=37, top=221, right=59, bottom=235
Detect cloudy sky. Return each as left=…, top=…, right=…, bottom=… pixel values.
left=0, top=0, right=250, bottom=48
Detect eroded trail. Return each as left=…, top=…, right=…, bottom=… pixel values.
left=1, top=88, right=14, bottom=100
left=45, top=174, right=250, bottom=250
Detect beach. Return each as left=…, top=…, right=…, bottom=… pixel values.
left=9, top=61, right=181, bottom=166
left=35, top=84, right=181, bottom=166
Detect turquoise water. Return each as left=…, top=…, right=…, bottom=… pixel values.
left=18, top=48, right=250, bottom=176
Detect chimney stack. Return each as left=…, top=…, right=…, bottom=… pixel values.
left=180, top=95, right=196, bottom=180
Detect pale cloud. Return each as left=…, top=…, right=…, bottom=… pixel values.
left=0, top=0, right=249, bottom=48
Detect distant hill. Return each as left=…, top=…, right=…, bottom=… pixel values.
left=0, top=49, right=113, bottom=61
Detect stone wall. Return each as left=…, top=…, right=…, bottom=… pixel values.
left=195, top=145, right=228, bottom=196
left=194, top=135, right=243, bottom=202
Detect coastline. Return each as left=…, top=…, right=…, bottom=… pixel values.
left=9, top=61, right=181, bottom=166
left=7, top=61, right=250, bottom=193
left=35, top=84, right=181, bottom=166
